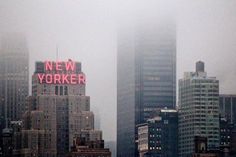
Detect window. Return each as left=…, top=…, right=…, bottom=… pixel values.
left=64, top=86, right=68, bottom=95
left=164, top=120, right=168, bottom=124
left=60, top=86, right=63, bottom=95
left=55, top=86, right=58, bottom=95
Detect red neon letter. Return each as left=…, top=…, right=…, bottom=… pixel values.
left=38, top=74, right=45, bottom=84
left=54, top=74, right=61, bottom=84
left=56, top=61, right=62, bottom=71
left=78, top=74, right=86, bottom=84
left=65, top=61, right=76, bottom=71
left=45, top=61, right=53, bottom=71
left=70, top=74, right=77, bottom=84
left=45, top=74, right=53, bottom=84
left=62, top=74, right=70, bottom=84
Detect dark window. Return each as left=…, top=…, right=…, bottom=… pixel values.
left=64, top=86, right=68, bottom=95
left=60, top=86, right=63, bottom=95
left=55, top=86, right=58, bottom=95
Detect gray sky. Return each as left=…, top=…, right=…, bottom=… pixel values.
left=0, top=0, right=236, bottom=141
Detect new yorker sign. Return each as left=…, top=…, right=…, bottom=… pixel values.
left=37, top=60, right=86, bottom=85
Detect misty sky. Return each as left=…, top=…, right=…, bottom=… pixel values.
left=0, top=0, right=236, bottom=141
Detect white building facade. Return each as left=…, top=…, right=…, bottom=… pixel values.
left=178, top=61, right=220, bottom=157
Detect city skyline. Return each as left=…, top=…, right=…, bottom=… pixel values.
left=1, top=0, right=236, bottom=143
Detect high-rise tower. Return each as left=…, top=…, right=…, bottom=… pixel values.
left=12, top=59, right=109, bottom=157
left=178, top=61, right=220, bottom=157
left=0, top=33, right=29, bottom=128
left=117, top=21, right=176, bottom=157
left=30, top=60, right=90, bottom=157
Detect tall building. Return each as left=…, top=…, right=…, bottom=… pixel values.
left=137, top=109, right=178, bottom=157
left=12, top=59, right=109, bottom=157
left=0, top=33, right=29, bottom=128
left=179, top=61, right=220, bottom=157
left=219, top=95, right=236, bottom=124
left=117, top=20, right=176, bottom=156
left=32, top=60, right=90, bottom=157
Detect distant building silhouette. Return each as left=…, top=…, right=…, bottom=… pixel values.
left=117, top=20, right=176, bottom=157
left=0, top=33, right=29, bottom=156
left=0, top=33, right=29, bottom=127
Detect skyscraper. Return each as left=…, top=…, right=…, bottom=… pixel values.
left=178, top=61, right=220, bottom=157
left=32, top=60, right=90, bottom=157
left=117, top=21, right=176, bottom=157
left=12, top=59, right=109, bottom=157
left=0, top=33, right=29, bottom=128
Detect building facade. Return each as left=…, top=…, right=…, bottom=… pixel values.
left=137, top=109, right=178, bottom=157
left=179, top=61, right=220, bottom=157
left=31, top=60, right=89, bottom=157
left=219, top=95, right=236, bottom=124
left=219, top=95, right=236, bottom=156
left=12, top=60, right=107, bottom=157
left=220, top=117, right=233, bottom=154
left=117, top=21, right=176, bottom=157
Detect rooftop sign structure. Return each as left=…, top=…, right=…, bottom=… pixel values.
left=37, top=60, right=86, bottom=85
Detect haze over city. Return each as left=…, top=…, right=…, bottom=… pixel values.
left=0, top=0, right=236, bottom=142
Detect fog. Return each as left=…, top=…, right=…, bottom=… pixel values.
left=0, top=0, right=236, bottom=141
